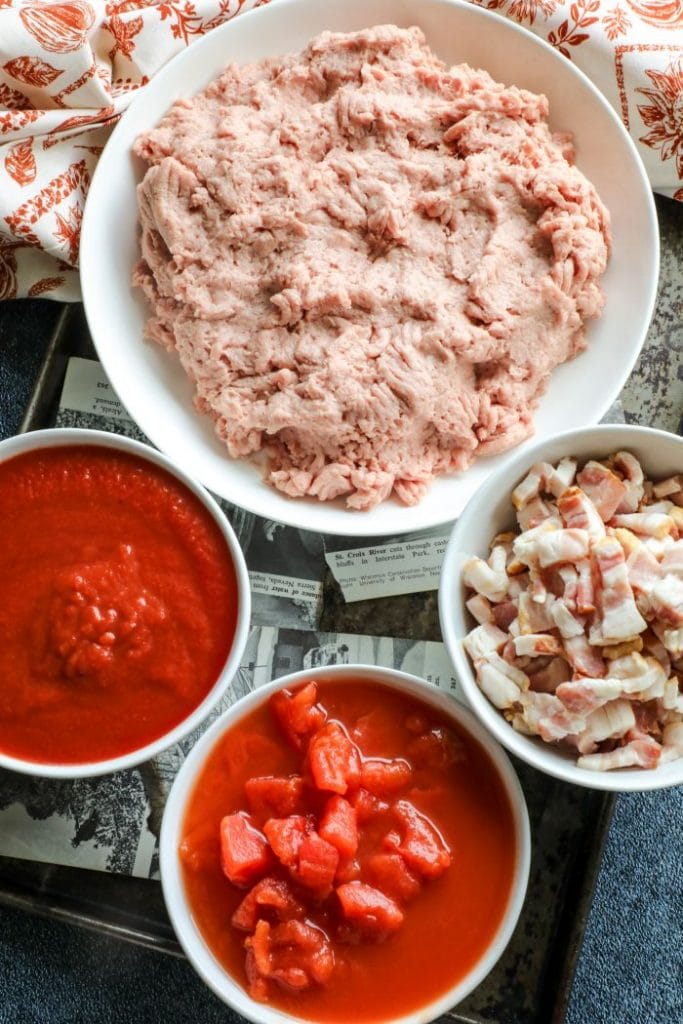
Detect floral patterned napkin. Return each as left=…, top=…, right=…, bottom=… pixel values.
left=0, top=0, right=680, bottom=301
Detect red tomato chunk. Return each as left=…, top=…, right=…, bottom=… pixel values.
left=220, top=813, right=272, bottom=887
left=180, top=679, right=517, bottom=1021
left=308, top=722, right=362, bottom=794
left=337, top=882, right=404, bottom=940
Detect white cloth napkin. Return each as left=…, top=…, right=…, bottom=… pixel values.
left=0, top=0, right=680, bottom=301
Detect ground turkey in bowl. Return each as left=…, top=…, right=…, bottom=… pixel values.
left=133, top=25, right=610, bottom=511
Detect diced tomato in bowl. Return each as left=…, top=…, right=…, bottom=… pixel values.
left=160, top=665, right=530, bottom=1024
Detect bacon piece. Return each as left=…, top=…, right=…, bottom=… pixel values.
left=564, top=634, right=606, bottom=677
left=575, top=560, right=595, bottom=614
left=661, top=721, right=683, bottom=763
left=462, top=553, right=507, bottom=602
left=576, top=699, right=636, bottom=751
left=512, top=520, right=560, bottom=568
left=556, top=678, right=623, bottom=715
left=612, top=451, right=645, bottom=514
left=610, top=512, right=675, bottom=539
left=517, top=592, right=554, bottom=634
left=558, top=486, right=605, bottom=538
left=653, top=475, right=683, bottom=500
left=650, top=576, right=683, bottom=627
left=475, top=652, right=528, bottom=709
left=517, top=691, right=583, bottom=740
left=513, top=633, right=563, bottom=657
left=527, top=656, right=570, bottom=693
left=465, top=593, right=493, bottom=625
left=491, top=600, right=518, bottom=631
left=517, top=495, right=556, bottom=532
left=577, top=735, right=661, bottom=771
left=576, top=460, right=627, bottom=521
left=623, top=539, right=662, bottom=598
left=592, top=536, right=647, bottom=642
left=607, top=653, right=667, bottom=695
left=550, top=598, right=585, bottom=639
left=463, top=623, right=507, bottom=661
left=661, top=541, right=683, bottom=579
left=534, top=529, right=590, bottom=569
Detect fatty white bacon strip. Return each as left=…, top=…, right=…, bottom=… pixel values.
left=564, top=633, right=607, bottom=677
left=660, top=721, right=683, bottom=764
left=533, top=529, right=591, bottom=569
left=465, top=593, right=494, bottom=625
left=612, top=451, right=645, bottom=514
left=463, top=623, right=507, bottom=661
left=556, top=678, right=623, bottom=714
left=511, top=459, right=577, bottom=510
left=576, top=460, right=627, bottom=521
left=592, top=536, right=647, bottom=642
left=610, top=512, right=676, bottom=539
left=558, top=486, right=605, bottom=539
left=578, top=735, right=661, bottom=771
left=661, top=541, right=683, bottom=579
left=462, top=553, right=507, bottom=602
left=650, top=576, right=683, bottom=627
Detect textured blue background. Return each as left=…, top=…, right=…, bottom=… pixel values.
left=1, top=300, right=682, bottom=1024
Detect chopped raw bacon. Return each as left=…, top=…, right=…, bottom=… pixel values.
left=592, top=536, right=647, bottom=642
left=461, top=450, right=683, bottom=771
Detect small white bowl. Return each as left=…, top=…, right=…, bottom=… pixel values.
left=439, top=424, right=683, bottom=792
left=160, top=664, right=531, bottom=1024
left=0, top=428, right=251, bottom=779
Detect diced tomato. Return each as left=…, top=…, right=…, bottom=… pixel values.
left=231, top=876, right=305, bottom=932
left=350, top=786, right=388, bottom=823
left=336, top=882, right=404, bottom=940
left=293, top=831, right=339, bottom=895
left=263, top=815, right=310, bottom=868
left=245, top=775, right=306, bottom=819
left=219, top=813, right=272, bottom=887
left=319, top=795, right=358, bottom=858
left=407, top=727, right=464, bottom=769
left=246, top=918, right=272, bottom=977
left=244, top=947, right=268, bottom=1002
left=270, top=682, right=326, bottom=750
left=308, top=722, right=361, bottom=795
left=392, top=800, right=452, bottom=879
left=178, top=820, right=218, bottom=873
left=335, top=855, right=361, bottom=884
left=360, top=758, right=412, bottom=796
left=364, top=852, right=421, bottom=903
left=269, top=920, right=335, bottom=988
left=245, top=918, right=335, bottom=998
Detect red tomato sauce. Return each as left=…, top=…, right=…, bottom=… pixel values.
left=180, top=679, right=517, bottom=1023
left=0, top=445, right=238, bottom=764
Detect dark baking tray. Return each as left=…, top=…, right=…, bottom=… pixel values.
left=0, top=304, right=615, bottom=1024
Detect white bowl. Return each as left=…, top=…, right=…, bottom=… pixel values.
left=80, top=0, right=658, bottom=537
left=160, top=664, right=531, bottom=1023
left=439, top=424, right=683, bottom=792
left=0, top=428, right=251, bottom=779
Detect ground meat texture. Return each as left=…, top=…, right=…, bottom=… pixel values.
left=134, top=25, right=610, bottom=510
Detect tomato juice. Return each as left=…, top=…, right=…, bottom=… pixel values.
left=179, top=678, right=518, bottom=1023
left=0, top=444, right=239, bottom=764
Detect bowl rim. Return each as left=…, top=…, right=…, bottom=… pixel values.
left=159, top=663, right=531, bottom=1024
left=79, top=0, right=659, bottom=538
left=0, top=426, right=251, bottom=779
left=439, top=422, right=683, bottom=793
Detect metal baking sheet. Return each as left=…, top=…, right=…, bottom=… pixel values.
left=0, top=303, right=615, bottom=1024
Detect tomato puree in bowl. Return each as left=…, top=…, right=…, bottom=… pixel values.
left=0, top=444, right=238, bottom=765
left=179, top=678, right=517, bottom=1022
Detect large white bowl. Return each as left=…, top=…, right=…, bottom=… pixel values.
left=439, top=424, right=683, bottom=792
left=80, top=0, right=658, bottom=537
left=160, top=664, right=531, bottom=1023
left=0, top=428, right=251, bottom=779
